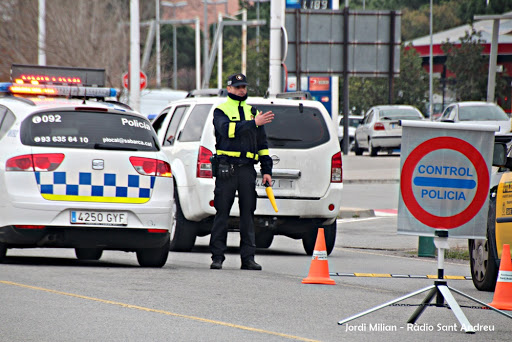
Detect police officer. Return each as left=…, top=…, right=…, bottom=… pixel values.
left=209, top=73, right=274, bottom=270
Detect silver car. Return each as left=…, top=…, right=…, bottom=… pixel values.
left=438, top=101, right=511, bottom=135
left=354, top=105, right=425, bottom=156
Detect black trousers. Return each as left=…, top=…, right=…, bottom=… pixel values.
left=210, top=164, right=257, bottom=262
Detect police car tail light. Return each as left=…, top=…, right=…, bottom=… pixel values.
left=197, top=146, right=213, bottom=178
left=130, top=157, right=172, bottom=177
left=33, top=154, right=65, bottom=171
left=374, top=122, right=385, bottom=131
left=6, top=153, right=64, bottom=172
left=331, top=152, right=342, bottom=183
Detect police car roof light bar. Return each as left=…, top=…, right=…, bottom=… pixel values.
left=0, top=82, right=117, bottom=99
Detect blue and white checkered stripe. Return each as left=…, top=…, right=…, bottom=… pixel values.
left=35, top=171, right=155, bottom=203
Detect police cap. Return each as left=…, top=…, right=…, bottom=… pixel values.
left=227, top=73, right=248, bottom=87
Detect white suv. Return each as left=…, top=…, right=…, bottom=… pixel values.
left=152, top=90, right=343, bottom=255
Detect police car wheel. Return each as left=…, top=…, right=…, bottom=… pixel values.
left=75, top=248, right=103, bottom=261
left=0, top=242, right=7, bottom=262
left=302, top=222, right=337, bottom=256
left=136, top=239, right=170, bottom=268
left=170, top=185, right=197, bottom=252
left=469, top=197, right=499, bottom=291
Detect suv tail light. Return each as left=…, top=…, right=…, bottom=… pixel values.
left=373, top=122, right=385, bottom=131
left=331, top=151, right=342, bottom=183
left=6, top=153, right=64, bottom=171
left=197, top=146, right=213, bottom=178
left=130, top=157, right=172, bottom=177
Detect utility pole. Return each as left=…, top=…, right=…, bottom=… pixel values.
left=130, top=0, right=141, bottom=112
left=38, top=0, right=46, bottom=65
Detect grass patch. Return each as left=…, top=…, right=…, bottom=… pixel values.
left=444, top=247, right=470, bottom=260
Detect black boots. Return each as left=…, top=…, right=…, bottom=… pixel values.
left=241, top=259, right=262, bottom=271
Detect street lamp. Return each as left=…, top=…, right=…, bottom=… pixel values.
left=162, top=1, right=188, bottom=89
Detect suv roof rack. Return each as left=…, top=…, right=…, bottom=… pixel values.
left=274, top=91, right=312, bottom=100
left=186, top=88, right=227, bottom=98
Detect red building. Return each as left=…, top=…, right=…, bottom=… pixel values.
left=407, top=12, right=512, bottom=113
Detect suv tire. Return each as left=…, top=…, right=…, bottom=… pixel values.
left=302, top=222, right=337, bottom=255
left=75, top=248, right=103, bottom=261
left=170, top=185, right=198, bottom=252
left=0, top=242, right=6, bottom=262
left=137, top=239, right=170, bottom=267
left=255, top=231, right=274, bottom=249
left=469, top=197, right=499, bottom=291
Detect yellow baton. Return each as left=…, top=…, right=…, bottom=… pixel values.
left=264, top=182, right=278, bottom=212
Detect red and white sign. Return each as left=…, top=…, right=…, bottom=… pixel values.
left=397, top=120, right=496, bottom=239
left=122, top=71, right=147, bottom=91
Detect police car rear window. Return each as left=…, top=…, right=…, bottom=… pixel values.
left=20, top=111, right=158, bottom=151
left=253, top=104, right=330, bottom=149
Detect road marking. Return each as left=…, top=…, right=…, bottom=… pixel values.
left=0, top=280, right=319, bottom=342
left=329, top=273, right=471, bottom=280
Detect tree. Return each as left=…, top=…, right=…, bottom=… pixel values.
left=394, top=45, right=429, bottom=109
left=442, top=29, right=488, bottom=101
left=0, top=0, right=130, bottom=88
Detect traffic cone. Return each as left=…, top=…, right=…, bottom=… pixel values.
left=302, top=228, right=335, bottom=285
left=488, top=244, right=512, bottom=310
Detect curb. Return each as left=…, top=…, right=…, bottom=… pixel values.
left=338, top=208, right=375, bottom=219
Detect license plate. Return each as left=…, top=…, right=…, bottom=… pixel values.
left=256, top=179, right=294, bottom=189
left=70, top=211, right=128, bottom=226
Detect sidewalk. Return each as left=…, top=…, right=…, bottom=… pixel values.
left=339, top=155, right=400, bottom=218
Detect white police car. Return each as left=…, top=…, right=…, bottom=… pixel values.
left=0, top=64, right=173, bottom=267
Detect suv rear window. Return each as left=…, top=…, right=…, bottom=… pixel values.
left=253, top=104, right=330, bottom=149
left=20, top=111, right=158, bottom=151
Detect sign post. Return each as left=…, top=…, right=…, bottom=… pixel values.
left=339, top=121, right=512, bottom=331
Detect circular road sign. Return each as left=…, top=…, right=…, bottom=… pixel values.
left=122, top=71, right=147, bottom=91
left=400, top=136, right=489, bottom=229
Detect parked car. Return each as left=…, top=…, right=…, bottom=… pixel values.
left=338, top=115, right=363, bottom=149
left=151, top=90, right=343, bottom=255
left=354, top=105, right=425, bottom=156
left=0, top=65, right=173, bottom=267
left=438, top=102, right=511, bottom=135
left=469, top=134, right=512, bottom=291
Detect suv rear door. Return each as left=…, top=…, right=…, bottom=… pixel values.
left=249, top=101, right=335, bottom=198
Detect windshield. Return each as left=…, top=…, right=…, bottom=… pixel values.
left=21, top=111, right=159, bottom=151
left=458, top=105, right=509, bottom=121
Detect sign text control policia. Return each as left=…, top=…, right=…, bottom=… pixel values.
left=397, top=121, right=497, bottom=239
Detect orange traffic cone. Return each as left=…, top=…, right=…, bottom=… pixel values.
left=488, top=244, right=512, bottom=310
left=302, top=228, right=335, bottom=285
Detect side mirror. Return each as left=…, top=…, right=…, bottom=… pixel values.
left=493, top=142, right=508, bottom=167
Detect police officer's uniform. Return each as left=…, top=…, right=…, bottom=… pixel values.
left=209, top=74, right=272, bottom=270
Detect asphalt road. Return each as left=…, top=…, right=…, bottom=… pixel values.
left=1, top=154, right=510, bottom=341
left=1, top=215, right=509, bottom=342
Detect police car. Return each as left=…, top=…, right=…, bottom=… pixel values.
left=469, top=135, right=512, bottom=290
left=152, top=90, right=343, bottom=255
left=0, top=65, right=173, bottom=267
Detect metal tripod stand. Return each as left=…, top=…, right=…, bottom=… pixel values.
left=338, top=231, right=512, bottom=333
